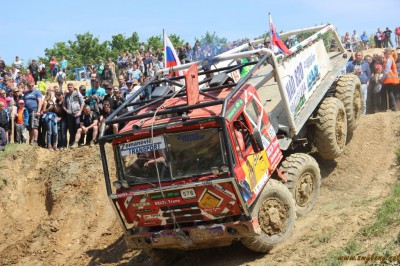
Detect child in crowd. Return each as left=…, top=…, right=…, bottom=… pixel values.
left=371, top=64, right=383, bottom=112
left=15, top=100, right=29, bottom=143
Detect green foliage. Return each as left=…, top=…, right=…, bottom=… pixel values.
left=147, top=35, right=163, bottom=51
left=197, top=31, right=227, bottom=46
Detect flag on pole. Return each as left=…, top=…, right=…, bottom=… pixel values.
left=269, top=14, right=292, bottom=55
left=164, top=30, right=181, bottom=77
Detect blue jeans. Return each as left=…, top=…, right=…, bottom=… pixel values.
left=46, top=116, right=58, bottom=145
left=58, top=116, right=67, bottom=148
left=361, top=84, right=368, bottom=115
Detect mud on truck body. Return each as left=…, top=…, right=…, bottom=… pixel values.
left=99, top=24, right=361, bottom=253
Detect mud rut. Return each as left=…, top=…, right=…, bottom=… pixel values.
left=0, top=112, right=399, bottom=266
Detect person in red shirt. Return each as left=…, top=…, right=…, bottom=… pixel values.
left=24, top=69, right=35, bottom=84
left=49, top=56, right=59, bottom=83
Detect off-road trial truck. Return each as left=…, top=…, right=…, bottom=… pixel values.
left=99, top=24, right=361, bottom=253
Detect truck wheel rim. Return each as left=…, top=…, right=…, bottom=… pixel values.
left=295, top=172, right=314, bottom=207
left=259, top=198, right=288, bottom=236
left=336, top=109, right=346, bottom=148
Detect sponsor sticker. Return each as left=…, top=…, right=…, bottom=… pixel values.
left=199, top=190, right=222, bottom=209
left=119, top=136, right=165, bottom=156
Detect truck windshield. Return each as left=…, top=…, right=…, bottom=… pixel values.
left=118, top=128, right=226, bottom=183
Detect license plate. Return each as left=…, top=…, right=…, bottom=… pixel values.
left=181, top=188, right=196, bottom=200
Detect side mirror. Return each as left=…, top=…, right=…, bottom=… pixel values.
left=252, top=129, right=264, bottom=151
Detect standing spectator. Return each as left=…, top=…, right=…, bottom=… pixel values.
left=13, top=56, right=23, bottom=70
left=12, top=88, right=22, bottom=104
left=72, top=105, right=98, bottom=147
left=395, top=27, right=400, bottom=48
left=0, top=89, right=7, bottom=108
left=117, top=52, right=127, bottom=76
left=23, top=81, right=43, bottom=145
left=101, top=63, right=113, bottom=87
left=63, top=83, right=84, bottom=147
left=346, top=51, right=371, bottom=114
left=99, top=100, right=118, bottom=135
left=86, top=80, right=106, bottom=114
left=42, top=91, right=58, bottom=151
left=0, top=101, right=9, bottom=143
left=0, top=57, right=6, bottom=73
left=375, top=28, right=384, bottom=48
left=380, top=48, right=399, bottom=111
left=49, top=56, right=59, bottom=83
left=118, top=75, right=128, bottom=97
left=97, top=60, right=105, bottom=85
left=107, top=57, right=116, bottom=85
left=103, top=85, right=115, bottom=109
left=383, top=27, right=394, bottom=48
left=112, top=86, right=126, bottom=109
left=90, top=66, right=99, bottom=89
left=56, top=68, right=67, bottom=90
left=29, top=60, right=39, bottom=85
left=351, top=30, right=360, bottom=51
left=60, top=55, right=68, bottom=73
left=24, top=70, right=35, bottom=84
left=0, top=126, right=6, bottom=151
left=38, top=60, right=46, bottom=81
left=370, top=64, right=384, bottom=113
left=142, top=52, right=153, bottom=77
left=360, top=31, right=369, bottom=50
left=79, top=85, right=88, bottom=104
left=54, top=90, right=67, bottom=149
left=15, top=100, right=29, bottom=144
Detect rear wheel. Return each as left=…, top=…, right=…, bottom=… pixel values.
left=314, top=97, right=347, bottom=160
left=280, top=153, right=321, bottom=216
left=241, top=179, right=296, bottom=253
left=335, top=74, right=362, bottom=132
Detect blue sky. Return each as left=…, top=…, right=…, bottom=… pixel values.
left=1, top=0, right=398, bottom=65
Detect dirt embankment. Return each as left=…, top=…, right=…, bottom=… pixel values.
left=0, top=111, right=399, bottom=265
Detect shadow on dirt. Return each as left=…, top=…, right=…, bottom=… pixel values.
left=85, top=236, right=131, bottom=266
left=311, top=153, right=338, bottom=179
left=123, top=241, right=266, bottom=266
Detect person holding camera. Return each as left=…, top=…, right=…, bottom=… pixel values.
left=346, top=51, right=371, bottom=114
left=86, top=80, right=106, bottom=115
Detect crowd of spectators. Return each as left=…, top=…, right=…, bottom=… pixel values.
left=0, top=30, right=399, bottom=152
left=341, top=27, right=400, bottom=51
left=0, top=38, right=252, bottom=151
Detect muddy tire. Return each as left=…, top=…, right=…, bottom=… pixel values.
left=280, top=153, right=321, bottom=216
left=241, top=179, right=296, bottom=253
left=334, top=74, right=362, bottom=132
left=314, top=97, right=347, bottom=160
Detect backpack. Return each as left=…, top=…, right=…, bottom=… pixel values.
left=57, top=73, right=65, bottom=83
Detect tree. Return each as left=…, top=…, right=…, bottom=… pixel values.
left=197, top=31, right=228, bottom=46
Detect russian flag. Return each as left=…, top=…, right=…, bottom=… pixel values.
left=164, top=31, right=181, bottom=76
left=269, top=14, right=292, bottom=55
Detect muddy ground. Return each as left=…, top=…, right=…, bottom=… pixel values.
left=0, top=111, right=399, bottom=265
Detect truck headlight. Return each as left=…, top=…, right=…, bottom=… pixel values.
left=220, top=165, right=229, bottom=173
left=211, top=167, right=220, bottom=175
left=121, top=180, right=130, bottom=189
left=113, top=181, right=122, bottom=189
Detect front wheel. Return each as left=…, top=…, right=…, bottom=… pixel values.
left=241, top=179, right=296, bottom=253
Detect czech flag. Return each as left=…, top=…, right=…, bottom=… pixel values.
left=164, top=31, right=181, bottom=77
left=269, top=14, right=292, bottom=55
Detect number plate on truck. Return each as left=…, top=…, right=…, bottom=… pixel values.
left=180, top=188, right=196, bottom=199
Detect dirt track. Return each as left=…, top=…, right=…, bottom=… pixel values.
left=0, top=111, right=399, bottom=265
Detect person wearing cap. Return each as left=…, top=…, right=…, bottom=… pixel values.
left=15, top=99, right=29, bottom=144
left=79, top=85, right=87, bottom=103
left=380, top=48, right=399, bottom=111
left=104, top=84, right=115, bottom=109
left=346, top=51, right=371, bottom=115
